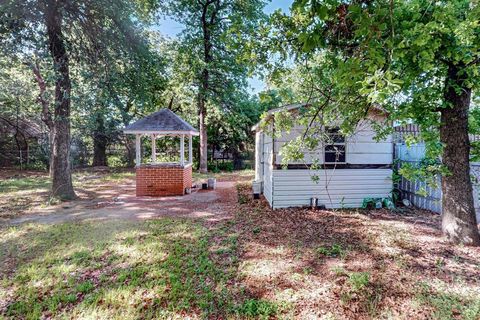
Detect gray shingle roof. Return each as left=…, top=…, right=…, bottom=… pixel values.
left=123, top=109, right=199, bottom=135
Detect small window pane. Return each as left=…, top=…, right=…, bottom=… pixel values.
left=325, top=145, right=346, bottom=163
left=326, top=127, right=345, bottom=143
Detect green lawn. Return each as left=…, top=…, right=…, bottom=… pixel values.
left=0, top=176, right=51, bottom=193
left=193, top=169, right=254, bottom=182
left=0, top=170, right=135, bottom=194
left=0, top=218, right=279, bottom=319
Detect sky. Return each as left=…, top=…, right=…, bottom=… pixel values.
left=155, top=0, right=294, bottom=94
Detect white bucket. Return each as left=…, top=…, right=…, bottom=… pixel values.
left=207, top=178, right=216, bottom=190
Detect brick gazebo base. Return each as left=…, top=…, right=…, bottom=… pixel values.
left=136, top=163, right=193, bottom=197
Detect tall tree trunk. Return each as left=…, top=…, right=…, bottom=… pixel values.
left=45, top=0, right=76, bottom=199
left=232, top=148, right=243, bottom=170
left=440, top=63, right=480, bottom=245
left=92, top=113, right=108, bottom=167
left=198, top=95, right=208, bottom=173
left=197, top=2, right=217, bottom=174
left=123, top=136, right=135, bottom=167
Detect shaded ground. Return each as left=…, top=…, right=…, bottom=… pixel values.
left=234, top=184, right=480, bottom=319
left=1, top=169, right=480, bottom=319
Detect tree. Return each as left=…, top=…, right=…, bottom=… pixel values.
left=0, top=0, right=157, bottom=198
left=206, top=92, right=267, bottom=170
left=269, top=0, right=480, bottom=244
left=72, top=31, right=169, bottom=168
left=0, top=57, right=48, bottom=168
left=165, top=0, right=266, bottom=173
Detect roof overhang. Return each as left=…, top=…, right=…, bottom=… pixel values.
left=251, top=102, right=389, bottom=132
left=252, top=103, right=309, bottom=132
left=123, top=130, right=200, bottom=136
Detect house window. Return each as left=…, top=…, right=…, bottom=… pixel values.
left=324, top=127, right=346, bottom=163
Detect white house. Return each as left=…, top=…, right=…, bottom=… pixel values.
left=252, top=103, right=393, bottom=209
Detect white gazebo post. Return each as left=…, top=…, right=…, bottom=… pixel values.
left=188, top=135, right=193, bottom=164
left=180, top=134, right=185, bottom=165
left=135, top=134, right=141, bottom=167
left=151, top=134, right=156, bottom=163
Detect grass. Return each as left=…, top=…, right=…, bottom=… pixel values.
left=0, top=169, right=137, bottom=217
left=0, top=169, right=135, bottom=195
left=0, top=218, right=282, bottom=319
left=316, top=243, right=348, bottom=258
left=348, top=272, right=370, bottom=292
left=0, top=176, right=50, bottom=193
left=2, top=173, right=480, bottom=319
left=416, top=282, right=480, bottom=320
left=0, top=168, right=248, bottom=197
left=193, top=169, right=254, bottom=182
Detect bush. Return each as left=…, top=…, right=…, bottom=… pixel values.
left=107, top=155, right=128, bottom=168
left=208, top=161, right=234, bottom=172
left=348, top=272, right=370, bottom=292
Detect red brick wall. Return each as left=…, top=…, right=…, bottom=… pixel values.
left=183, top=165, right=192, bottom=193
left=136, top=164, right=193, bottom=197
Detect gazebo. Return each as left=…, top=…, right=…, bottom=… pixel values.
left=123, top=109, right=199, bottom=197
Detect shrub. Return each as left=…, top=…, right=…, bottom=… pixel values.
left=107, top=155, right=128, bottom=168
left=317, top=243, right=347, bottom=258
left=348, top=272, right=370, bottom=292
left=208, top=161, right=234, bottom=172
left=236, top=299, right=278, bottom=318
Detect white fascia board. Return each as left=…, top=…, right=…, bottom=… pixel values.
left=123, top=130, right=200, bottom=136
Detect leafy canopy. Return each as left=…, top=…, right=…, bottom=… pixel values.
left=263, top=0, right=480, bottom=165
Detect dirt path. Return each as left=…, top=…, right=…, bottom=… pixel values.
left=4, top=181, right=238, bottom=225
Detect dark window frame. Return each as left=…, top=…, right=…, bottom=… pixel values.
left=324, top=127, right=346, bottom=164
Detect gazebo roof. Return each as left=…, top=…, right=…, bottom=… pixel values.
left=123, top=109, right=199, bottom=136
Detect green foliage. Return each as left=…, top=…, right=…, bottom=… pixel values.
left=206, top=95, right=266, bottom=167
left=348, top=272, right=371, bottom=292
left=208, top=161, right=234, bottom=173
left=0, top=0, right=169, bottom=171
left=264, top=0, right=480, bottom=178
left=470, top=105, right=480, bottom=161
left=252, top=226, right=262, bottom=235
left=162, top=0, right=268, bottom=169
left=236, top=299, right=279, bottom=319
left=316, top=243, right=347, bottom=258
left=416, top=283, right=480, bottom=320
left=107, top=155, right=128, bottom=168
left=398, top=158, right=448, bottom=195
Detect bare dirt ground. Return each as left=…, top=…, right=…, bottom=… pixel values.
left=1, top=169, right=248, bottom=225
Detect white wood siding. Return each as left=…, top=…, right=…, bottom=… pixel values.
left=262, top=132, right=273, bottom=206
left=271, top=169, right=393, bottom=209
left=274, top=122, right=393, bottom=165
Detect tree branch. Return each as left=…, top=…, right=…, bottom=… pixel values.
left=26, top=60, right=53, bottom=131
